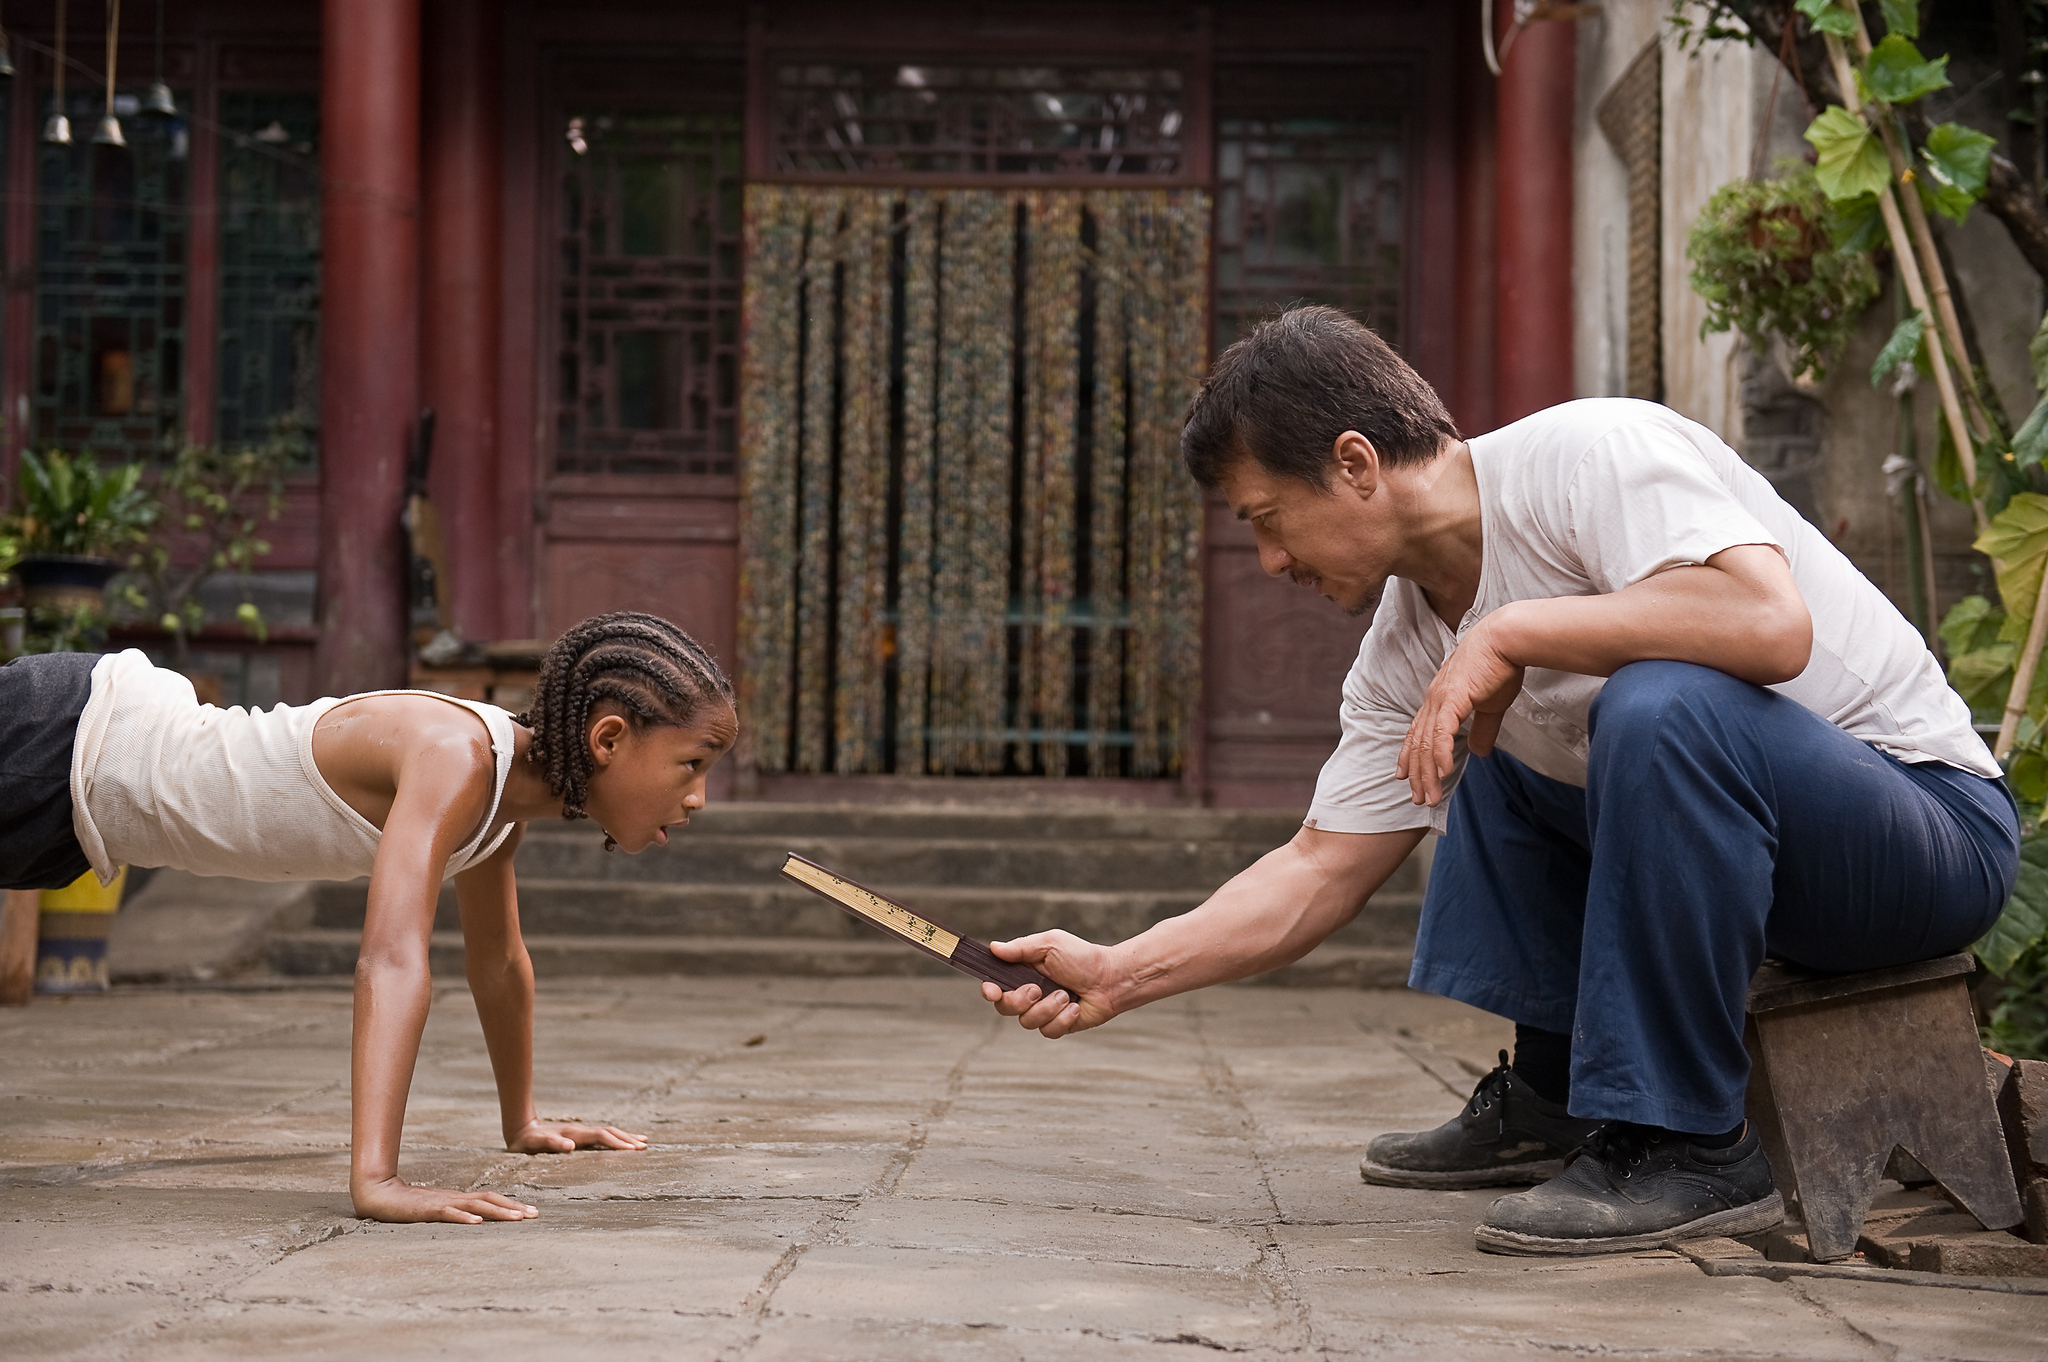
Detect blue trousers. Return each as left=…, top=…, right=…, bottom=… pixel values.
left=1410, top=661, right=2018, bottom=1132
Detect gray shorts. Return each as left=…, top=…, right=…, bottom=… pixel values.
left=0, top=652, right=99, bottom=890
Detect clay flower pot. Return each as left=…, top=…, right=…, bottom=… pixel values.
left=15, top=554, right=122, bottom=613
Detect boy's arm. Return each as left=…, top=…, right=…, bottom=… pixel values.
left=349, top=742, right=536, bottom=1225
left=453, top=827, right=646, bottom=1155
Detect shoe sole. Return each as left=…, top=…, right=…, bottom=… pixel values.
left=1472, top=1190, right=1785, bottom=1256
left=1360, top=1156, right=1568, bottom=1189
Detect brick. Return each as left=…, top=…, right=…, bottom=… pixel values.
left=1998, top=1058, right=2048, bottom=1174
left=1763, top=1226, right=1811, bottom=1262
left=1907, top=1233, right=2048, bottom=1278
left=2025, top=1179, right=2048, bottom=1246
left=1857, top=1209, right=1986, bottom=1270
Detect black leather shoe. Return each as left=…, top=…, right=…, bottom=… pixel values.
left=1474, top=1120, right=1784, bottom=1255
left=1361, top=1051, right=1604, bottom=1189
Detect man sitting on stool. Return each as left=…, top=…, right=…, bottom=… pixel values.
left=982, top=305, right=2017, bottom=1255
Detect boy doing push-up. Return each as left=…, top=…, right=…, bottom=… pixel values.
left=1, top=611, right=738, bottom=1224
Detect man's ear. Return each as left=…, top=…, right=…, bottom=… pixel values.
left=587, top=713, right=630, bottom=769
left=1331, top=431, right=1380, bottom=497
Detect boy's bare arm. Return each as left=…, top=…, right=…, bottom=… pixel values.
left=349, top=734, right=536, bottom=1225
left=454, top=828, right=646, bottom=1155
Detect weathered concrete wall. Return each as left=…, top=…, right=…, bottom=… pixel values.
left=1574, top=0, right=1662, bottom=400
left=1575, top=2, right=2045, bottom=628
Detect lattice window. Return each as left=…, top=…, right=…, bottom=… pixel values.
left=772, top=64, right=1185, bottom=180
left=34, top=90, right=188, bottom=460
left=1213, top=113, right=1408, bottom=351
left=555, top=110, right=743, bottom=477
left=217, top=92, right=320, bottom=465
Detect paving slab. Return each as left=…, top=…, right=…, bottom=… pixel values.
left=4, top=974, right=2045, bottom=1360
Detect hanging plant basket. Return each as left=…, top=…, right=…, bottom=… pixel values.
left=1686, top=161, right=1882, bottom=381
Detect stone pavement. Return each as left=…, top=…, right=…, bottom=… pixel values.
left=3, top=977, right=2043, bottom=1360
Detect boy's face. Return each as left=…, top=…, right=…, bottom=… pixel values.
left=582, top=704, right=739, bottom=852
left=1220, top=433, right=1399, bottom=618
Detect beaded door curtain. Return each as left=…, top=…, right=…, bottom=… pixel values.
left=738, top=185, right=1209, bottom=778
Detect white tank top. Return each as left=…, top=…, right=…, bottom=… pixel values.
left=69, top=650, right=520, bottom=884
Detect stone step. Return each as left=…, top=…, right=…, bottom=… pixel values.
left=619, top=802, right=1309, bottom=843
left=266, top=929, right=1413, bottom=988
left=306, top=878, right=1423, bottom=949
left=511, top=827, right=1299, bottom=892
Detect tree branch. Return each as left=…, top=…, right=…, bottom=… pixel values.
left=1704, top=0, right=2048, bottom=284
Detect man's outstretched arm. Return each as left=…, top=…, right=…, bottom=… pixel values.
left=983, top=825, right=1425, bottom=1038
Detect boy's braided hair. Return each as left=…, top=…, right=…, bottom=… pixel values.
left=518, top=611, right=735, bottom=822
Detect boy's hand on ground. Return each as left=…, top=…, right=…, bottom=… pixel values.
left=352, top=1176, right=538, bottom=1225
left=506, top=1119, right=648, bottom=1154
left=982, top=931, right=1119, bottom=1038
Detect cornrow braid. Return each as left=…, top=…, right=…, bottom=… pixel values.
left=517, top=611, right=736, bottom=827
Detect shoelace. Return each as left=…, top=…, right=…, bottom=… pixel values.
left=1460, top=1050, right=1515, bottom=1133
left=1582, top=1120, right=1653, bottom=1176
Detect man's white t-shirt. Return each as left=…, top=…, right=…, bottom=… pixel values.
left=1306, top=398, right=1999, bottom=836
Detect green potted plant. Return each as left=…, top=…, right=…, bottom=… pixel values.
left=4, top=450, right=156, bottom=613
left=127, top=441, right=287, bottom=669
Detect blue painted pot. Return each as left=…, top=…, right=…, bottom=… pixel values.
left=14, top=555, right=121, bottom=613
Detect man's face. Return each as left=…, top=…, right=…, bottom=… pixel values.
left=1219, top=436, right=1396, bottom=618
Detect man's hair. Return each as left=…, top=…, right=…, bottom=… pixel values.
left=518, top=611, right=735, bottom=821
left=1181, top=305, right=1460, bottom=491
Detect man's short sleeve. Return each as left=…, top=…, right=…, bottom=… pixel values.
left=1568, top=421, right=1781, bottom=593
left=1303, top=585, right=1455, bottom=836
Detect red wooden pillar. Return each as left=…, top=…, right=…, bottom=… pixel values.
left=315, top=0, right=422, bottom=696
left=423, top=0, right=504, bottom=643
left=1494, top=16, right=1576, bottom=425
left=1, top=43, right=41, bottom=475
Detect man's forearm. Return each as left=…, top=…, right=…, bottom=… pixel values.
left=1107, top=827, right=1424, bottom=1013
left=1488, top=547, right=1812, bottom=686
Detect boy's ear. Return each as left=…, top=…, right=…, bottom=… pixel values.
left=587, top=713, right=630, bottom=768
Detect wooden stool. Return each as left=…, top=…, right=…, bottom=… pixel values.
left=1744, top=953, right=2023, bottom=1262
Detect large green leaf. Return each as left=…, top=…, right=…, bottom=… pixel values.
left=1870, top=309, right=1927, bottom=387
left=1978, top=854, right=2048, bottom=975
left=1920, top=122, right=1996, bottom=222
left=1949, top=640, right=2016, bottom=713
left=1940, top=594, right=2004, bottom=656
left=1980, top=493, right=2048, bottom=644
left=1863, top=35, right=1950, bottom=106
left=1931, top=412, right=2007, bottom=510
left=2029, top=311, right=2048, bottom=392
left=1880, top=0, right=1920, bottom=38
left=1807, top=106, right=1891, bottom=201
left=1933, top=408, right=1972, bottom=502
left=1796, top=0, right=1859, bottom=37
left=2015, top=396, right=2048, bottom=471
left=2011, top=749, right=2048, bottom=803
left=1825, top=192, right=1887, bottom=254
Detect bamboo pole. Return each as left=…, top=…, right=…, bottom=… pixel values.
left=1915, top=474, right=1941, bottom=646
left=1894, top=354, right=1939, bottom=648
left=1823, top=23, right=2040, bottom=757
left=1822, top=34, right=1988, bottom=535
left=1998, top=566, right=2048, bottom=760
left=1846, top=20, right=1997, bottom=442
